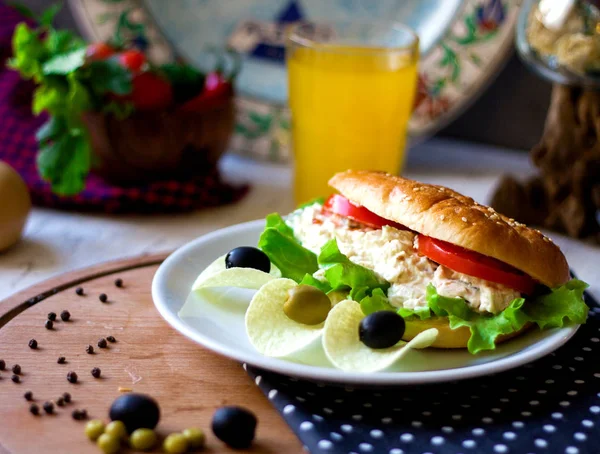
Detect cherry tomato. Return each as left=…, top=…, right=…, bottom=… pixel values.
left=323, top=194, right=408, bottom=230
left=117, top=50, right=146, bottom=72
left=86, top=42, right=115, bottom=61
left=179, top=72, right=232, bottom=113
left=127, top=72, right=173, bottom=111
left=417, top=235, right=537, bottom=295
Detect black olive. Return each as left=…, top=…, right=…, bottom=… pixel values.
left=359, top=311, right=405, bottom=349
left=109, top=393, right=160, bottom=433
left=225, top=247, right=270, bottom=273
left=212, top=406, right=257, bottom=449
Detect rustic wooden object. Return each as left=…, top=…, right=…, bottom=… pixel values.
left=84, top=98, right=235, bottom=185
left=0, top=254, right=300, bottom=453
left=491, top=84, right=600, bottom=242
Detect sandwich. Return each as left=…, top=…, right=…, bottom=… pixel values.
left=258, top=170, right=589, bottom=354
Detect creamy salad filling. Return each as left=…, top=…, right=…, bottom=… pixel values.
left=287, top=204, right=520, bottom=315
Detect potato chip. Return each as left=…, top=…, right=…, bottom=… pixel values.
left=323, top=300, right=438, bottom=372
left=192, top=255, right=280, bottom=291
left=245, top=278, right=325, bottom=359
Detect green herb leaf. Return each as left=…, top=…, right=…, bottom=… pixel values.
left=39, top=2, right=62, bottom=27
left=9, top=22, right=46, bottom=81
left=42, top=47, right=86, bottom=75
left=32, top=82, right=66, bottom=115
left=86, top=60, right=132, bottom=95
left=102, top=100, right=135, bottom=120
left=8, top=3, right=37, bottom=19
left=45, top=29, right=84, bottom=55
left=360, top=288, right=395, bottom=315
left=36, top=116, right=66, bottom=144
left=318, top=239, right=390, bottom=298
left=258, top=218, right=319, bottom=283
left=159, top=63, right=205, bottom=104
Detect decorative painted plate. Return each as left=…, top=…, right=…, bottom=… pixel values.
left=69, top=0, right=519, bottom=161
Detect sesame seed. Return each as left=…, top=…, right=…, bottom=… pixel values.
left=496, top=222, right=503, bottom=226
left=472, top=223, right=477, bottom=226
left=440, top=215, right=445, bottom=220
left=490, top=214, right=499, bottom=220
left=406, top=196, right=412, bottom=201
left=462, top=217, right=468, bottom=222
left=487, top=207, right=495, bottom=212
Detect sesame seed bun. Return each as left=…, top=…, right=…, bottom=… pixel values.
left=329, top=170, right=569, bottom=288
left=402, top=317, right=533, bottom=348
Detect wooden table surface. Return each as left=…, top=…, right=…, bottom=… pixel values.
left=0, top=254, right=302, bottom=453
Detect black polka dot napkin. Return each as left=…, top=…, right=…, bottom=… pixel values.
left=246, top=289, right=600, bottom=454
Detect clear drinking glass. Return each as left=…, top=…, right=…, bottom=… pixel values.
left=286, top=21, right=419, bottom=204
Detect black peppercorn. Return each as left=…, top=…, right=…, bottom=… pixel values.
left=67, top=371, right=78, bottom=384
left=12, top=364, right=21, bottom=374
left=28, top=339, right=38, bottom=349
left=91, top=367, right=101, bottom=378
left=107, top=336, right=116, bottom=343
left=97, top=338, right=107, bottom=349
left=57, top=356, right=66, bottom=364
left=75, top=287, right=84, bottom=296
left=45, top=320, right=53, bottom=330
left=63, top=392, right=71, bottom=403
left=85, top=345, right=94, bottom=354
left=0, top=359, right=5, bottom=370
left=57, top=397, right=65, bottom=407
left=43, top=401, right=54, bottom=414
left=11, top=374, right=20, bottom=383
left=114, top=278, right=123, bottom=288
left=48, top=312, right=57, bottom=321
left=71, top=408, right=87, bottom=420
left=99, top=293, right=108, bottom=303
left=24, top=391, right=33, bottom=401
left=30, top=403, right=39, bottom=415
left=60, top=310, right=71, bottom=321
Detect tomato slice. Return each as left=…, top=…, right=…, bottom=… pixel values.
left=417, top=235, right=536, bottom=294
left=323, top=194, right=408, bottom=230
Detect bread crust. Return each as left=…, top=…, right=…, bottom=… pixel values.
left=403, top=317, right=533, bottom=349
left=329, top=170, right=570, bottom=288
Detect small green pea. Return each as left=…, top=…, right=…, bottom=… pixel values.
left=284, top=285, right=331, bottom=325
left=163, top=433, right=189, bottom=454
left=85, top=419, right=105, bottom=441
left=129, top=428, right=157, bottom=451
left=96, top=433, right=120, bottom=454
left=182, top=427, right=205, bottom=449
left=104, top=420, right=127, bottom=441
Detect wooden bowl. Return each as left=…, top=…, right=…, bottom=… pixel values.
left=83, top=98, right=235, bottom=185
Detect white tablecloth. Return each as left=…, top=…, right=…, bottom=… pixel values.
left=1, top=139, right=598, bottom=302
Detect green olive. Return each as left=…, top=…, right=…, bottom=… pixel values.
left=96, top=433, right=120, bottom=454
left=283, top=285, right=331, bottom=325
left=85, top=419, right=105, bottom=441
left=182, top=428, right=205, bottom=449
left=104, top=420, right=127, bottom=441
left=163, top=433, right=189, bottom=454
left=129, top=428, right=157, bottom=451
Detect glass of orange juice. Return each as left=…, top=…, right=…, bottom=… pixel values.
left=286, top=21, right=419, bottom=204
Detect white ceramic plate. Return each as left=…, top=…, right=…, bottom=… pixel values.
left=152, top=220, right=579, bottom=386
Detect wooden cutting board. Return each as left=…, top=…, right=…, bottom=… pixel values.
left=0, top=254, right=301, bottom=454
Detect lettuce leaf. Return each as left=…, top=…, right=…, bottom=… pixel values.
left=318, top=239, right=390, bottom=300
left=360, top=288, right=395, bottom=315
left=397, top=305, right=433, bottom=320
left=258, top=213, right=318, bottom=283
left=523, top=279, right=589, bottom=329
left=423, top=281, right=589, bottom=354
left=299, top=273, right=332, bottom=294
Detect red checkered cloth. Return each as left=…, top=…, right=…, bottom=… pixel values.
left=0, top=5, right=248, bottom=213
